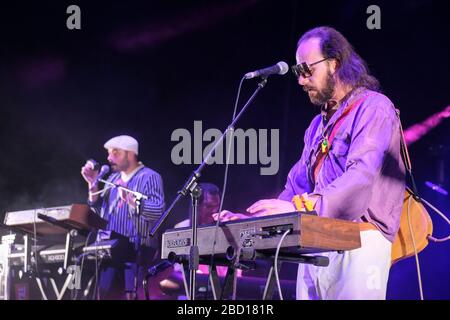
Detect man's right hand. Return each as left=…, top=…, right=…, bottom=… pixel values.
left=81, top=160, right=99, bottom=189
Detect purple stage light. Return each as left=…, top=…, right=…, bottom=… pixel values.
left=425, top=181, right=449, bottom=196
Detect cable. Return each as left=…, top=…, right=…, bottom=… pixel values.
left=398, top=110, right=430, bottom=300
left=73, top=230, right=95, bottom=300
left=207, top=75, right=246, bottom=299
left=406, top=196, right=424, bottom=300
left=228, top=235, right=246, bottom=300
left=420, top=197, right=450, bottom=243
left=93, top=235, right=100, bottom=300
left=274, top=229, right=290, bottom=300
left=89, top=185, right=113, bottom=197
left=219, top=75, right=246, bottom=214
left=405, top=171, right=450, bottom=300
left=405, top=179, right=426, bottom=300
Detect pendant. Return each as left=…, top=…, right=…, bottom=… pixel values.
left=321, top=138, right=328, bottom=153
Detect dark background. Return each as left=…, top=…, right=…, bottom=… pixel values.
left=0, top=0, right=449, bottom=299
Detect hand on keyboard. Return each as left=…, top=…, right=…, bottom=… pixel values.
left=246, top=199, right=296, bottom=217
left=212, top=210, right=249, bottom=222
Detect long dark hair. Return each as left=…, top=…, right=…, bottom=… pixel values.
left=298, top=26, right=380, bottom=92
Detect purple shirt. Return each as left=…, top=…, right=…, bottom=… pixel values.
left=278, top=88, right=405, bottom=242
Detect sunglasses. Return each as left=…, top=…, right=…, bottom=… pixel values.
left=291, top=57, right=329, bottom=79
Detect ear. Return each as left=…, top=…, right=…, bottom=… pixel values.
left=329, top=59, right=339, bottom=75
left=125, top=151, right=133, bottom=161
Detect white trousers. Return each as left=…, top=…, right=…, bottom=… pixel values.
left=296, top=230, right=392, bottom=300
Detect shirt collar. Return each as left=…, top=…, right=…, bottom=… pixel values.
left=120, top=162, right=144, bottom=183
left=322, top=87, right=366, bottom=125
left=321, top=99, right=340, bottom=121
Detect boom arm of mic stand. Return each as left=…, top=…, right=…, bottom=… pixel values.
left=149, top=78, right=268, bottom=237
left=98, top=179, right=148, bottom=200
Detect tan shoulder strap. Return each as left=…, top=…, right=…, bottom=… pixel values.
left=395, top=109, right=412, bottom=172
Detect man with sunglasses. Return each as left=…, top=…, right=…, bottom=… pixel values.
left=215, top=26, right=405, bottom=300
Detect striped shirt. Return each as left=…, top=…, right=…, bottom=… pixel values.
left=89, top=165, right=165, bottom=247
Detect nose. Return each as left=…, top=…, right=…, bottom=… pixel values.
left=298, top=75, right=308, bottom=86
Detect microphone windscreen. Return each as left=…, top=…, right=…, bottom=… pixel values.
left=99, top=165, right=110, bottom=176
left=96, top=165, right=110, bottom=182
left=277, top=61, right=289, bottom=75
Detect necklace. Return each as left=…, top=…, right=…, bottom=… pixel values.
left=319, top=87, right=363, bottom=154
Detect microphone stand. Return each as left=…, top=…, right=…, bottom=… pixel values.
left=149, top=77, right=268, bottom=300
left=98, top=178, right=148, bottom=299
left=99, top=179, right=149, bottom=202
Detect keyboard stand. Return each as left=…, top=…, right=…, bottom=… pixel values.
left=34, top=228, right=80, bottom=300
left=262, top=253, right=329, bottom=300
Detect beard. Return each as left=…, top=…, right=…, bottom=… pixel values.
left=304, top=71, right=336, bottom=106
left=109, top=157, right=129, bottom=173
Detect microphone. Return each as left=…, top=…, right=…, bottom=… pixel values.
left=244, top=61, right=289, bottom=79
left=94, top=165, right=110, bottom=185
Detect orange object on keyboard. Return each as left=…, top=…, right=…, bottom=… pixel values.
left=301, top=193, right=314, bottom=211
left=292, top=193, right=314, bottom=212
left=292, top=195, right=304, bottom=211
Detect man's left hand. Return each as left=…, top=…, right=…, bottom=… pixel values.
left=119, top=189, right=137, bottom=209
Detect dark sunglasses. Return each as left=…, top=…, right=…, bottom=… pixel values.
left=291, top=57, right=329, bottom=79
